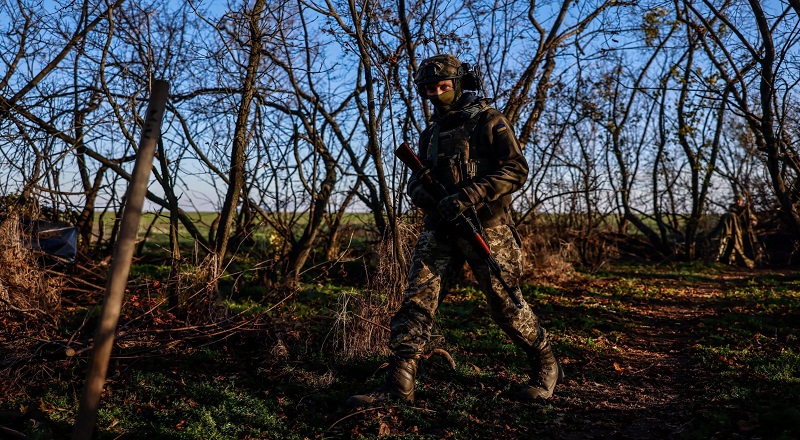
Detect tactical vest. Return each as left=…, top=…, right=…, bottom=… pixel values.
left=426, top=100, right=491, bottom=191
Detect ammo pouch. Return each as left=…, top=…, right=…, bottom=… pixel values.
left=422, top=99, right=517, bottom=229
left=427, top=101, right=490, bottom=190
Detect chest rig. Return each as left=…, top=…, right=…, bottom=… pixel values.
left=427, top=100, right=491, bottom=191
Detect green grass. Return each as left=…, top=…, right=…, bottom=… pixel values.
left=2, top=263, right=799, bottom=439
left=90, top=210, right=378, bottom=263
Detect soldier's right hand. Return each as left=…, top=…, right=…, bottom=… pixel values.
left=409, top=185, right=436, bottom=210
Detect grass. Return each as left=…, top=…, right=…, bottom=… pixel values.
left=1, top=262, right=799, bottom=439
left=90, top=210, right=379, bottom=264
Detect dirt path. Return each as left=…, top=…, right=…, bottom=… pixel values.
left=333, top=270, right=796, bottom=439
left=3, top=267, right=793, bottom=438
left=550, top=277, right=730, bottom=439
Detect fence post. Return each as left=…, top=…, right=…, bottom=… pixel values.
left=72, top=79, right=169, bottom=439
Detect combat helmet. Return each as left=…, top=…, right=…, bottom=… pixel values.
left=413, top=54, right=482, bottom=99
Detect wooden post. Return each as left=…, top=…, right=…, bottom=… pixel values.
left=72, top=80, right=169, bottom=440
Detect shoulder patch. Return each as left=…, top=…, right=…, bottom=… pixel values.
left=494, top=123, right=507, bottom=134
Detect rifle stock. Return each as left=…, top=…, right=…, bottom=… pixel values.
left=395, top=142, right=524, bottom=309
left=395, top=142, right=425, bottom=173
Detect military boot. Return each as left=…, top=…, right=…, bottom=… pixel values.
left=347, top=355, right=418, bottom=407
left=518, top=331, right=563, bottom=401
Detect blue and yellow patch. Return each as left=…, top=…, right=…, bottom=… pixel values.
left=494, top=123, right=507, bottom=134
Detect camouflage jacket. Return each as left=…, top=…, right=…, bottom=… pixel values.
left=409, top=93, right=529, bottom=228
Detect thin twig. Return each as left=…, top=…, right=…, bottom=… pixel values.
left=326, top=406, right=389, bottom=432
left=0, top=425, right=31, bottom=440
left=265, top=292, right=295, bottom=313
left=326, top=403, right=437, bottom=432
left=0, top=297, right=40, bottom=317
left=66, top=307, right=96, bottom=346
left=353, top=313, right=391, bottom=331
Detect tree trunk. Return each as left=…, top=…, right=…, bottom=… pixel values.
left=349, top=0, right=405, bottom=275
left=748, top=0, right=800, bottom=239
left=214, top=0, right=267, bottom=270
left=324, top=183, right=359, bottom=261
left=284, top=141, right=337, bottom=283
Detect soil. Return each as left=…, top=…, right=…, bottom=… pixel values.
left=2, top=267, right=797, bottom=439
left=533, top=270, right=789, bottom=440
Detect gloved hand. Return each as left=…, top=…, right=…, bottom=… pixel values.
left=409, top=184, right=436, bottom=210
left=438, top=192, right=472, bottom=221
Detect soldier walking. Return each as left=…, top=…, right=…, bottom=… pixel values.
left=711, top=195, right=759, bottom=268
left=349, top=54, right=562, bottom=406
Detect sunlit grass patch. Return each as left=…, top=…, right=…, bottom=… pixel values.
left=688, top=303, right=800, bottom=439
left=558, top=333, right=618, bottom=354
left=93, top=370, right=293, bottom=439
left=753, top=348, right=800, bottom=383
left=692, top=283, right=800, bottom=348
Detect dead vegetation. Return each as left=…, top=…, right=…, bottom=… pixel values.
left=329, top=221, right=418, bottom=360
left=517, top=222, right=583, bottom=285
left=0, top=211, right=62, bottom=322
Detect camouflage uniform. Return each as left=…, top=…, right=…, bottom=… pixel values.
left=390, top=95, right=544, bottom=359
left=713, top=199, right=759, bottom=268
left=349, top=54, right=560, bottom=407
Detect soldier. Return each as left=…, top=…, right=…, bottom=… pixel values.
left=711, top=195, right=759, bottom=268
left=348, top=54, right=562, bottom=406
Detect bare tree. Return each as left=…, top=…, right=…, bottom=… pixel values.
left=688, top=0, right=800, bottom=238
left=212, top=0, right=269, bottom=270
left=500, top=0, right=634, bottom=146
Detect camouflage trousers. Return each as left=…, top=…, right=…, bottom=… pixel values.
left=389, top=224, right=546, bottom=359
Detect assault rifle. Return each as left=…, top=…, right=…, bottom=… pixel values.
left=395, top=142, right=524, bottom=309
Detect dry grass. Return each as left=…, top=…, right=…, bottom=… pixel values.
left=516, top=222, right=581, bottom=285
left=328, top=216, right=597, bottom=359
left=179, top=253, right=227, bottom=324
left=0, top=213, right=62, bottom=320
left=330, top=219, right=419, bottom=360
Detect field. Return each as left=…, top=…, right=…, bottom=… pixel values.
left=1, top=252, right=799, bottom=439
left=91, top=211, right=378, bottom=261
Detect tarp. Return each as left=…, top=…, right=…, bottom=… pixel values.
left=36, top=220, right=78, bottom=262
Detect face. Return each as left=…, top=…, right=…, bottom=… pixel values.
left=424, top=80, right=454, bottom=97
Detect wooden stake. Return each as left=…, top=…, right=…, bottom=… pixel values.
left=72, top=80, right=169, bottom=440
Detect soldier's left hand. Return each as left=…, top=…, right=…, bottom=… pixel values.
left=438, top=193, right=471, bottom=221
